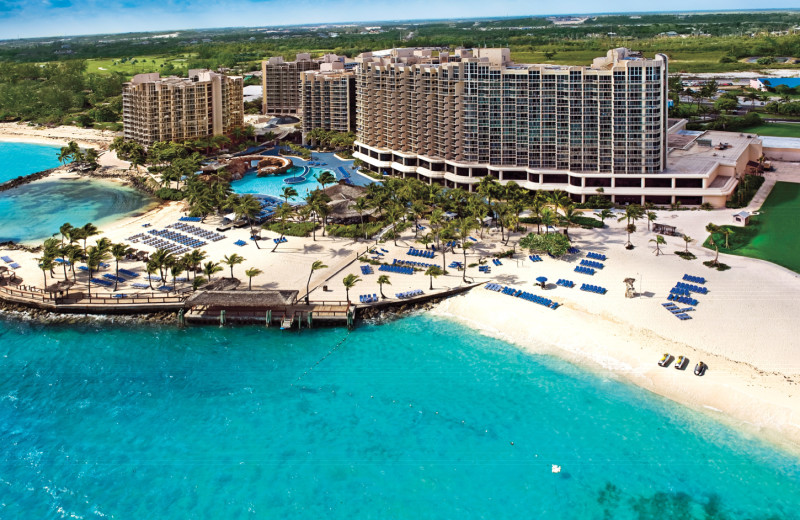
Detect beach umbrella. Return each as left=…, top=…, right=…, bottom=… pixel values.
left=536, top=276, right=548, bottom=290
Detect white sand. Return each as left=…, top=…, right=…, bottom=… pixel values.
left=0, top=122, right=118, bottom=150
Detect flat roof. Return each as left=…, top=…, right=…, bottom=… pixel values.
left=761, top=135, right=800, bottom=150
left=758, top=78, right=800, bottom=88
left=665, top=130, right=760, bottom=176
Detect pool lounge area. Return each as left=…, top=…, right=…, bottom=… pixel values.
left=232, top=150, right=375, bottom=201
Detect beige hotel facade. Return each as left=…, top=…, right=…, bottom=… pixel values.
left=353, top=47, right=760, bottom=207
left=122, top=70, right=243, bottom=147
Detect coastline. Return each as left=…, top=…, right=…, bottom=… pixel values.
left=0, top=121, right=118, bottom=150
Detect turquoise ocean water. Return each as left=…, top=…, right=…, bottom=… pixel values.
left=1, top=314, right=799, bottom=519
left=0, top=142, right=156, bottom=244
left=0, top=141, right=61, bottom=184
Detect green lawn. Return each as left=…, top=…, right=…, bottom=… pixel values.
left=84, top=54, right=196, bottom=76
left=739, top=123, right=800, bottom=138
left=704, top=182, right=800, bottom=273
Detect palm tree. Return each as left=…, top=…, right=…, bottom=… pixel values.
left=192, top=276, right=207, bottom=292
left=721, top=227, right=734, bottom=249
left=456, top=218, right=474, bottom=282
left=280, top=186, right=298, bottom=204
left=646, top=211, right=657, bottom=232
left=314, top=171, right=336, bottom=191
left=649, top=235, right=666, bottom=256
left=425, top=265, right=443, bottom=291
left=203, top=261, right=223, bottom=281
left=222, top=253, right=245, bottom=279
left=705, top=223, right=720, bottom=266
left=85, top=245, right=110, bottom=298
left=271, top=203, right=294, bottom=252
left=80, top=223, right=100, bottom=252
left=183, top=249, right=207, bottom=280
left=59, top=223, right=73, bottom=246
left=110, top=243, right=131, bottom=291
left=64, top=245, right=83, bottom=283
left=353, top=197, right=371, bottom=240
left=385, top=203, right=404, bottom=247
left=342, top=273, right=361, bottom=304
left=37, top=256, right=54, bottom=291
left=561, top=205, right=580, bottom=238
left=170, top=261, right=185, bottom=293
left=540, top=208, right=556, bottom=234
left=625, top=223, right=637, bottom=249
left=377, top=275, right=390, bottom=299
left=682, top=235, right=693, bottom=253
left=594, top=208, right=613, bottom=227
left=305, top=260, right=328, bottom=304
left=57, top=147, right=71, bottom=166
left=244, top=267, right=262, bottom=290
left=145, top=260, right=158, bottom=290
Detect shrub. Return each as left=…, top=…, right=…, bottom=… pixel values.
left=675, top=251, right=697, bottom=260
left=725, top=175, right=765, bottom=209
left=519, top=232, right=570, bottom=257
left=264, top=221, right=316, bottom=237
left=155, top=187, right=184, bottom=200
left=704, top=260, right=731, bottom=271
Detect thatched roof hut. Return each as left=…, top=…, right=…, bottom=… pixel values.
left=185, top=290, right=298, bottom=309
left=323, top=183, right=378, bottom=224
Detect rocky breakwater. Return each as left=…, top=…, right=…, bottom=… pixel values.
left=0, top=299, right=177, bottom=325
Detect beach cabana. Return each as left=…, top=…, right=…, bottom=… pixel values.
left=653, top=223, right=678, bottom=236
left=733, top=211, right=751, bottom=226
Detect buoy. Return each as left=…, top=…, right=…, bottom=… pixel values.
left=552, top=465, right=561, bottom=474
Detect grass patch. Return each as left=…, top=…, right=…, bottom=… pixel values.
left=675, top=251, right=697, bottom=260
left=739, top=123, right=800, bottom=138
left=703, top=182, right=800, bottom=273
left=264, top=221, right=317, bottom=237
left=84, top=54, right=197, bottom=77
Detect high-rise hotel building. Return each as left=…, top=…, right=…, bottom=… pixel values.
left=300, top=61, right=356, bottom=142
left=122, top=69, right=243, bottom=146
left=262, top=53, right=345, bottom=116
left=353, top=48, right=758, bottom=206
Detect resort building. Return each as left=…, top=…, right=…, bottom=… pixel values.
left=261, top=53, right=345, bottom=116
left=122, top=70, right=244, bottom=147
left=353, top=47, right=760, bottom=207
left=300, top=62, right=356, bottom=143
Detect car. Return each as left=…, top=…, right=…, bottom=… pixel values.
left=658, top=353, right=672, bottom=367
left=674, top=355, right=688, bottom=370
left=694, top=361, right=707, bottom=376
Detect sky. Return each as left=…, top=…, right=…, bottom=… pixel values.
left=1, top=0, right=799, bottom=39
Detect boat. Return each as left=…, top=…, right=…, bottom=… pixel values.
left=694, top=361, right=707, bottom=376
left=674, top=355, right=688, bottom=370
left=658, top=353, right=671, bottom=367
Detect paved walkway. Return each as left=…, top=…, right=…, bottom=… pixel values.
left=746, top=160, right=800, bottom=212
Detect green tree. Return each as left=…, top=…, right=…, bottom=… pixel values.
left=244, top=267, right=262, bottom=290
left=377, top=274, right=390, bottom=299
left=305, top=260, right=328, bottom=304
left=424, top=265, right=443, bottom=291
left=683, top=235, right=693, bottom=253
left=203, top=260, right=223, bottom=281
left=314, top=170, right=336, bottom=191
left=594, top=208, right=613, bottom=227
left=706, top=223, right=721, bottom=265
left=110, top=243, right=131, bottom=291
left=342, top=273, right=361, bottom=304
left=650, top=235, right=666, bottom=256
left=222, top=253, right=245, bottom=279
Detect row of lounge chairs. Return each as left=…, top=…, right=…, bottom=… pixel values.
left=670, top=287, right=692, bottom=297
left=492, top=259, right=503, bottom=266
left=556, top=279, right=575, bottom=288
left=484, top=283, right=559, bottom=310
left=407, top=248, right=434, bottom=259
left=449, top=261, right=464, bottom=269
left=574, top=266, right=596, bottom=275
left=478, top=265, right=491, bottom=273
left=90, top=278, right=113, bottom=287
left=396, top=290, right=423, bottom=299
left=529, top=255, right=543, bottom=262
left=675, top=282, right=708, bottom=294
left=360, top=265, right=374, bottom=275
left=273, top=237, right=288, bottom=244
left=662, top=302, right=693, bottom=320
left=379, top=264, right=414, bottom=275
left=586, top=251, right=606, bottom=260
left=683, top=274, right=706, bottom=284
left=444, top=241, right=459, bottom=248
left=568, top=247, right=580, bottom=254
left=359, top=294, right=378, bottom=303
left=580, top=283, right=607, bottom=295
left=149, top=229, right=206, bottom=249
left=668, top=294, right=699, bottom=306
left=179, top=216, right=202, bottom=222
left=580, top=259, right=604, bottom=269
left=2, top=256, right=20, bottom=269
left=394, top=259, right=432, bottom=269
left=172, top=222, right=225, bottom=242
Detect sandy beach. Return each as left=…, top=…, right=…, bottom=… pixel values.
left=1, top=157, right=799, bottom=454
left=0, top=122, right=119, bottom=150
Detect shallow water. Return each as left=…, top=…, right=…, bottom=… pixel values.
left=0, top=178, right=156, bottom=244
left=0, top=141, right=62, bottom=184
left=1, top=314, right=798, bottom=519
